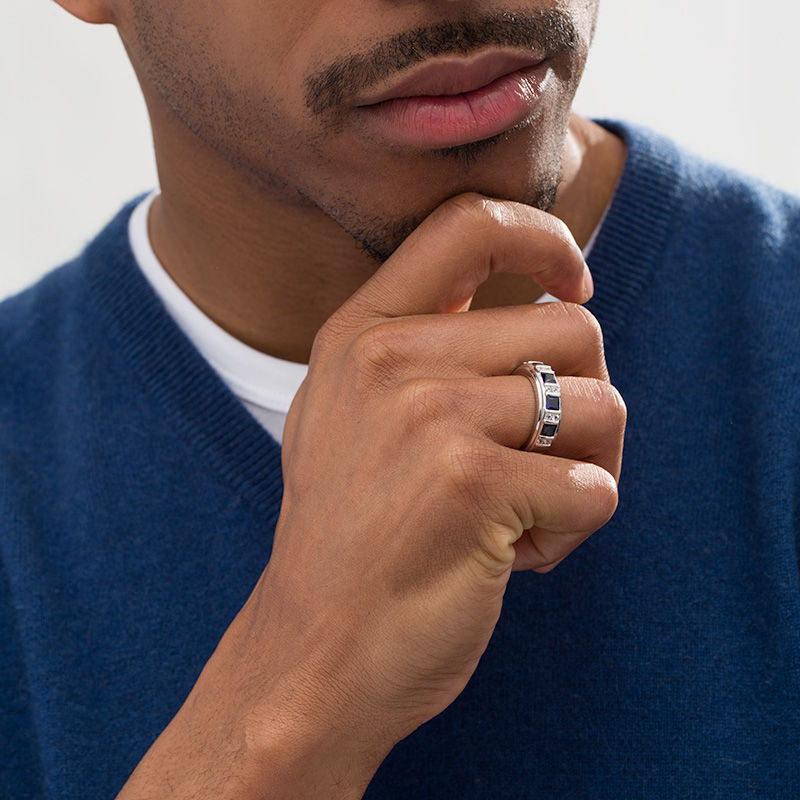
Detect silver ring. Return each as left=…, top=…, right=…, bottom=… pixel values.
left=512, top=361, right=562, bottom=450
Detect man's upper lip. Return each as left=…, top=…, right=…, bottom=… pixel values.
left=355, top=50, right=545, bottom=106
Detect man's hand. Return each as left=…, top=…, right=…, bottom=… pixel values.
left=117, top=194, right=626, bottom=800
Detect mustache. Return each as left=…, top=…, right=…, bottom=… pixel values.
left=304, top=10, right=578, bottom=116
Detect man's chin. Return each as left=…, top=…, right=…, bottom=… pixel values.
left=312, top=123, right=566, bottom=262
left=346, top=176, right=560, bottom=264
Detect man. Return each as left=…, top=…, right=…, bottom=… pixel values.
left=1, top=0, right=798, bottom=798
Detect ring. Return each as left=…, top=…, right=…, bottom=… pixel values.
left=512, top=361, right=562, bottom=450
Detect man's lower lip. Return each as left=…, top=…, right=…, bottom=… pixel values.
left=356, top=63, right=549, bottom=149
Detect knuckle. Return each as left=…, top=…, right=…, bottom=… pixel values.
left=561, top=303, right=607, bottom=372
left=438, top=192, right=494, bottom=228
left=433, top=193, right=507, bottom=246
left=432, top=194, right=520, bottom=288
left=311, top=314, right=349, bottom=362
left=347, top=324, right=412, bottom=390
left=594, top=380, right=628, bottom=437
left=442, top=438, right=504, bottom=503
left=535, top=214, right=582, bottom=262
left=569, top=302, right=604, bottom=343
left=562, top=462, right=619, bottom=531
left=518, top=215, right=582, bottom=291
left=547, top=214, right=577, bottom=247
left=397, top=379, right=464, bottom=432
left=589, top=466, right=619, bottom=527
left=607, top=384, right=628, bottom=436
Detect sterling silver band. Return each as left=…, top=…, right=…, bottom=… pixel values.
left=512, top=361, right=562, bottom=450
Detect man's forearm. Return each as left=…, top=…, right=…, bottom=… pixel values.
left=116, top=672, right=384, bottom=800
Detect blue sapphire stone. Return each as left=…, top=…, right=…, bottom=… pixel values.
left=542, top=372, right=557, bottom=384
left=541, top=423, right=559, bottom=438
left=545, top=395, right=561, bottom=411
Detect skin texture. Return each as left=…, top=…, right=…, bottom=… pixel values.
left=70, top=0, right=622, bottom=362
left=117, top=196, right=627, bottom=800
left=52, top=1, right=628, bottom=797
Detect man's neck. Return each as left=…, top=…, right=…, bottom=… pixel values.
left=147, top=114, right=625, bottom=364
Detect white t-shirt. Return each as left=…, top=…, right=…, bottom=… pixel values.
left=129, top=191, right=599, bottom=444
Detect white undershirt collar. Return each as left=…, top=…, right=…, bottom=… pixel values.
left=129, top=190, right=603, bottom=442
left=129, top=191, right=307, bottom=417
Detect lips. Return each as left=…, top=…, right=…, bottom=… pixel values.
left=355, top=50, right=546, bottom=107
left=354, top=51, right=551, bottom=149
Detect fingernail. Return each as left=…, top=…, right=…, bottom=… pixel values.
left=582, top=265, right=594, bottom=302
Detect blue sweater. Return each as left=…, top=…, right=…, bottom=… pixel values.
left=2, top=122, right=799, bottom=799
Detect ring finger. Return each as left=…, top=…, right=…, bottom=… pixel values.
left=408, top=374, right=626, bottom=481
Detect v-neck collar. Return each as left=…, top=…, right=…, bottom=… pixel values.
left=85, top=120, right=683, bottom=517
left=586, top=120, right=683, bottom=346
left=86, top=207, right=285, bottom=519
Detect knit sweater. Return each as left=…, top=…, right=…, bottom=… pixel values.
left=1, top=122, right=799, bottom=799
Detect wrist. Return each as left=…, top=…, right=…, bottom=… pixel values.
left=117, top=601, right=391, bottom=800
left=118, top=679, right=388, bottom=800
left=235, top=588, right=394, bottom=797
left=243, top=699, right=390, bottom=800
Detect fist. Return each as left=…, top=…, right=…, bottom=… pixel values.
left=264, top=193, right=625, bottom=751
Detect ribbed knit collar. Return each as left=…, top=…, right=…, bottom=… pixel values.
left=588, top=120, right=682, bottom=345
left=86, top=214, right=286, bottom=519
left=83, top=120, right=681, bottom=517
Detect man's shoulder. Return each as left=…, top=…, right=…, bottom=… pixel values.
left=675, top=138, right=800, bottom=251
left=0, top=258, right=87, bottom=438
left=606, top=120, right=800, bottom=267
left=0, top=198, right=142, bottom=448
left=609, top=119, right=799, bottom=213
left=0, top=198, right=140, bottom=369
left=0, top=257, right=84, bottom=365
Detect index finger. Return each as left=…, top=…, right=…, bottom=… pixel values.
left=335, top=192, right=592, bottom=328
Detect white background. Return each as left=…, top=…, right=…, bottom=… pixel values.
left=2, top=0, right=798, bottom=300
